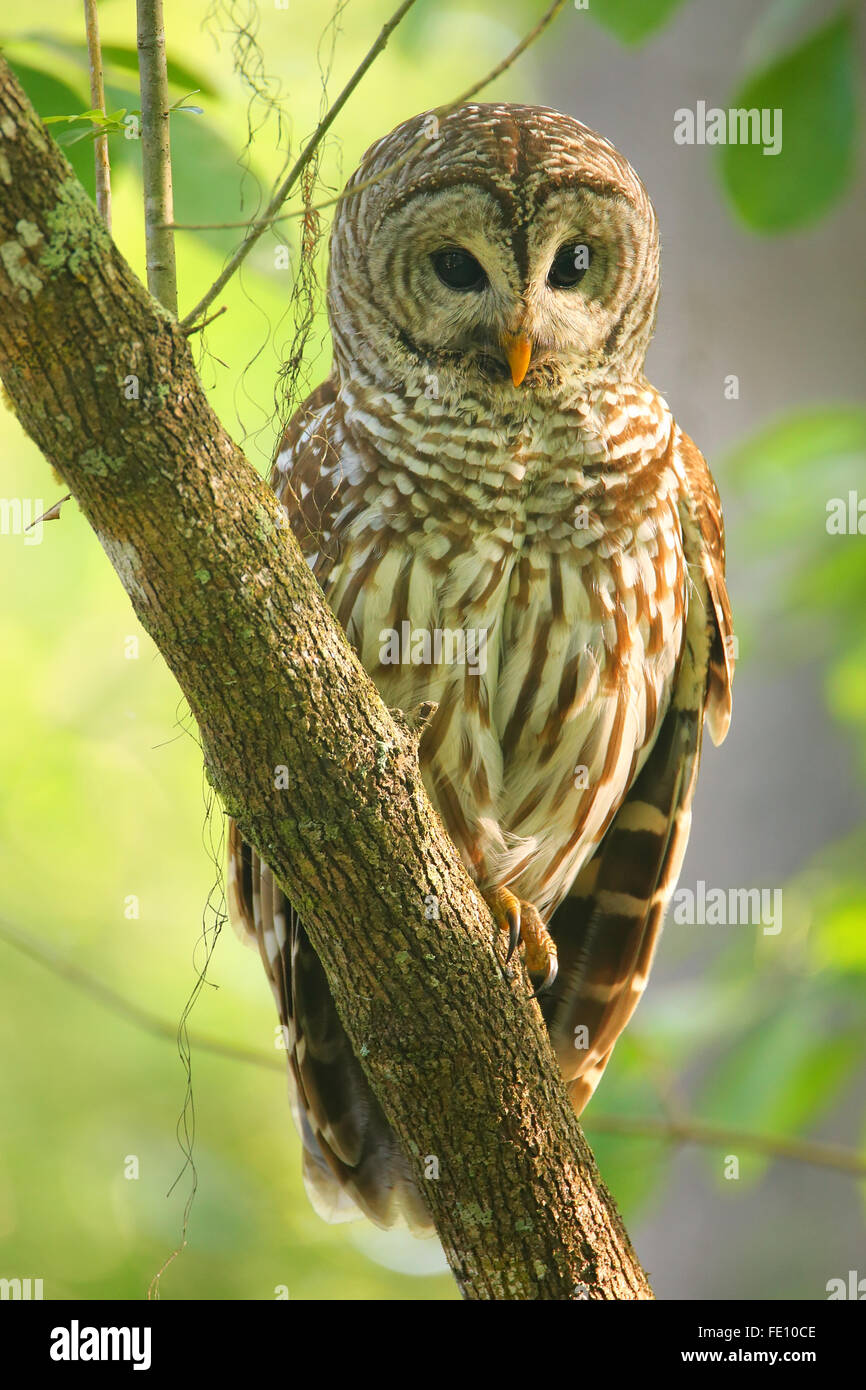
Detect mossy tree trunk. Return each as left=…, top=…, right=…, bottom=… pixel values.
left=0, top=57, right=652, bottom=1301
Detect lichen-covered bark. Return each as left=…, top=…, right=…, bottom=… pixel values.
left=0, top=57, right=652, bottom=1300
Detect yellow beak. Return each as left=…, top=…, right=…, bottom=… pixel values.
left=501, top=332, right=532, bottom=388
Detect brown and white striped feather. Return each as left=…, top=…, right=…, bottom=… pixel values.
left=542, top=440, right=733, bottom=1110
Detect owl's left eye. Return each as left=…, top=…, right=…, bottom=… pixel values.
left=431, top=247, right=486, bottom=291
left=548, top=242, right=591, bottom=289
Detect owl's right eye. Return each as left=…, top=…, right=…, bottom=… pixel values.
left=431, top=248, right=486, bottom=291
left=548, top=242, right=591, bottom=289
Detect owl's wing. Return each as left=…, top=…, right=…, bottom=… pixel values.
left=227, top=381, right=432, bottom=1232
left=678, top=432, right=734, bottom=747
left=543, top=430, right=733, bottom=1112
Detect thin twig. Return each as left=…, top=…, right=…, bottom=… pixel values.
left=83, top=0, right=111, bottom=230
left=179, top=0, right=420, bottom=330
left=583, top=1113, right=866, bottom=1179
left=0, top=917, right=280, bottom=1073
left=179, top=0, right=566, bottom=329
left=137, top=0, right=177, bottom=314
left=182, top=304, right=227, bottom=337
left=3, top=915, right=863, bottom=1181
left=456, top=0, right=567, bottom=103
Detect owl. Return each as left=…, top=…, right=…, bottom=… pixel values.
left=228, top=103, right=733, bottom=1233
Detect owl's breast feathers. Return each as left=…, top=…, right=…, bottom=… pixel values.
left=270, top=377, right=721, bottom=915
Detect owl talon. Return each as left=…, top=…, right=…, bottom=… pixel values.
left=486, top=886, right=521, bottom=963
left=506, top=909, right=521, bottom=963
left=532, top=953, right=559, bottom=998
left=486, top=885, right=521, bottom=960
left=486, top=887, right=557, bottom=994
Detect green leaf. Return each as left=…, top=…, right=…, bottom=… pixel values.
left=725, top=405, right=866, bottom=485
left=580, top=1039, right=670, bottom=1215
left=101, top=43, right=219, bottom=99
left=721, top=12, right=857, bottom=232
left=590, top=0, right=689, bottom=45
left=698, top=993, right=861, bottom=1183
left=61, top=110, right=117, bottom=128
left=709, top=1035, right=859, bottom=1186
left=7, top=34, right=219, bottom=98
left=10, top=62, right=143, bottom=200
left=168, top=113, right=253, bottom=253
left=813, top=892, right=866, bottom=974
left=65, top=128, right=105, bottom=147
left=169, top=94, right=205, bottom=116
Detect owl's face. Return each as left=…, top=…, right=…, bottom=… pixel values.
left=328, top=105, right=660, bottom=409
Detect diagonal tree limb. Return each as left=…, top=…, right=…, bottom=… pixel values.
left=0, top=56, right=651, bottom=1301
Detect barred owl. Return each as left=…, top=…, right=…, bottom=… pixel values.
left=228, top=104, right=733, bottom=1232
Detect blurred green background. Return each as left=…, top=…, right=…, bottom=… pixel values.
left=0, top=0, right=863, bottom=1300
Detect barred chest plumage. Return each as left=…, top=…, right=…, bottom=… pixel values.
left=285, top=378, right=687, bottom=920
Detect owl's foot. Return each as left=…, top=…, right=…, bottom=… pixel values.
left=485, top=886, right=558, bottom=995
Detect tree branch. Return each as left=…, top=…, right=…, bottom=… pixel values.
left=83, top=0, right=111, bottom=230
left=0, top=55, right=651, bottom=1301
left=0, top=916, right=277, bottom=1074
left=136, top=0, right=177, bottom=313
left=583, top=1114, right=866, bottom=1180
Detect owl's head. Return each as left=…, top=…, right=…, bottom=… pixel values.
left=328, top=104, right=660, bottom=409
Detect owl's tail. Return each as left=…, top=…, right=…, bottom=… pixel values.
left=541, top=699, right=702, bottom=1112
left=227, top=820, right=433, bottom=1233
